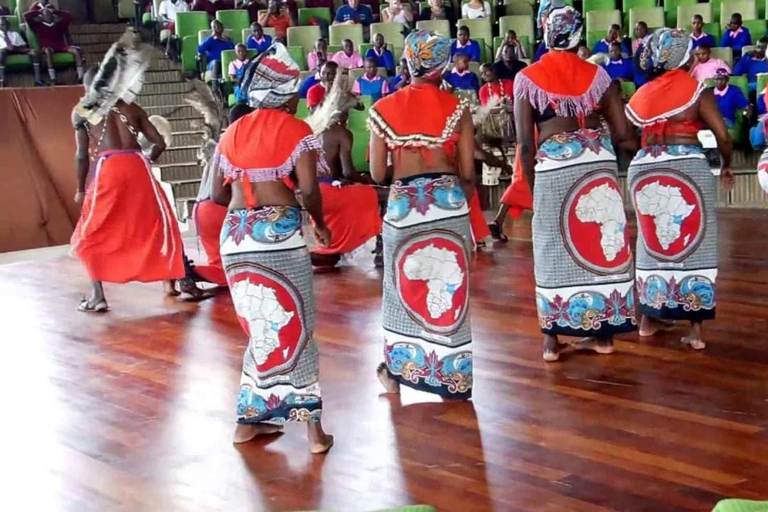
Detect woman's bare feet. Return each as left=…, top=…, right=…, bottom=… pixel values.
left=571, top=337, right=615, bottom=355
left=681, top=321, right=705, bottom=350
left=307, top=420, right=334, bottom=454
left=639, top=315, right=676, bottom=337
left=164, top=280, right=180, bottom=297
left=377, top=362, right=400, bottom=393
left=233, top=423, right=284, bottom=444
left=543, top=334, right=560, bottom=362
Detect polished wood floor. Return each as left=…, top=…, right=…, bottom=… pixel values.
left=4, top=210, right=768, bottom=512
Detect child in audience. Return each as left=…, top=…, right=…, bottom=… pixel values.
left=24, top=3, right=85, bottom=84
left=632, top=21, right=647, bottom=55
left=197, top=19, right=235, bottom=80
left=258, top=0, right=293, bottom=41
left=365, top=33, right=395, bottom=75
left=603, top=42, right=634, bottom=82
left=332, top=39, right=364, bottom=69
left=690, top=14, right=716, bottom=49
left=690, top=43, right=731, bottom=82
left=0, top=16, right=43, bottom=87
left=228, top=43, right=250, bottom=100
left=713, top=68, right=752, bottom=129
left=733, top=37, right=768, bottom=93
left=451, top=25, right=481, bottom=62
left=592, top=24, right=631, bottom=57
left=478, top=62, right=513, bottom=106
left=389, top=57, right=411, bottom=90
left=246, top=22, right=272, bottom=53
left=720, top=13, right=752, bottom=61
left=442, top=54, right=480, bottom=93
left=494, top=30, right=527, bottom=61
left=352, top=57, right=389, bottom=101
left=307, top=38, right=328, bottom=71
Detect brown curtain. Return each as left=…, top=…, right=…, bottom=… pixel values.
left=0, top=86, right=82, bottom=253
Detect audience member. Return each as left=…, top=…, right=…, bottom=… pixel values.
left=332, top=39, right=363, bottom=69
left=334, top=0, right=373, bottom=27
left=533, top=41, right=547, bottom=61
left=24, top=4, right=84, bottom=84
left=603, top=42, right=633, bottom=81
left=419, top=0, right=456, bottom=36
left=158, top=0, right=189, bottom=59
left=713, top=68, right=752, bottom=128
left=212, top=0, right=236, bottom=10
left=451, top=25, right=481, bottom=62
left=733, top=37, right=768, bottom=93
left=632, top=21, right=648, bottom=55
left=299, top=69, right=320, bottom=98
left=442, top=54, right=480, bottom=93
left=360, top=0, right=381, bottom=22
left=0, top=17, right=43, bottom=87
left=191, top=0, right=216, bottom=16
left=690, top=43, right=731, bottom=82
left=479, top=62, right=513, bottom=106
left=352, top=57, right=389, bottom=101
left=494, top=30, right=527, bottom=61
left=197, top=19, right=235, bottom=80
left=592, top=24, right=630, bottom=56
left=28, top=0, right=53, bottom=11
left=258, top=0, right=294, bottom=40
left=492, top=44, right=526, bottom=81
left=237, top=0, right=267, bottom=22
left=307, top=59, right=338, bottom=109
left=381, top=0, right=412, bottom=27
left=720, top=13, right=752, bottom=60
left=461, top=0, right=490, bottom=19
left=305, top=0, right=336, bottom=16
left=0, top=5, right=10, bottom=15
left=365, top=33, right=395, bottom=74
left=389, top=56, right=410, bottom=90
left=308, top=37, right=328, bottom=71
left=690, top=14, right=716, bottom=49
left=228, top=43, right=250, bottom=99
left=577, top=43, right=591, bottom=60
left=245, top=22, right=272, bottom=53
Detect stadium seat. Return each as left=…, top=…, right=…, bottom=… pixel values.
left=287, top=45, right=308, bottom=70
left=710, top=0, right=725, bottom=22
left=620, top=80, right=636, bottom=99
left=370, top=21, right=405, bottom=54
left=177, top=11, right=211, bottom=73
left=664, top=0, right=696, bottom=28
left=493, top=34, right=531, bottom=59
left=704, top=22, right=723, bottom=41
left=287, top=25, right=322, bottom=56
left=758, top=73, right=768, bottom=92
left=742, top=44, right=756, bottom=55
left=622, top=0, right=656, bottom=31
left=761, top=0, right=767, bottom=18
left=742, top=19, right=766, bottom=38
left=503, top=0, right=535, bottom=5
left=198, top=29, right=233, bottom=44
left=720, top=0, right=758, bottom=26
left=710, top=46, right=734, bottom=67
left=503, top=1, right=534, bottom=16
left=221, top=48, right=258, bottom=105
left=327, top=44, right=341, bottom=54
left=241, top=26, right=277, bottom=45
left=585, top=9, right=621, bottom=40
left=499, top=15, right=534, bottom=41
left=117, top=0, right=133, bottom=20
left=295, top=99, right=310, bottom=120
left=22, top=25, right=75, bottom=67
left=298, top=7, right=332, bottom=26
left=583, top=0, right=616, bottom=14
left=415, top=19, right=450, bottom=36
left=456, top=18, right=492, bottom=63
left=677, top=3, right=712, bottom=28
left=329, top=23, right=364, bottom=47
left=629, top=7, right=665, bottom=32
left=216, top=10, right=250, bottom=44
left=1, top=14, right=31, bottom=71
left=0, top=13, right=19, bottom=31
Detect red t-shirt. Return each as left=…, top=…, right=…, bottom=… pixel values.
left=307, top=83, right=326, bottom=108
left=24, top=10, right=72, bottom=51
left=479, top=79, right=514, bottom=107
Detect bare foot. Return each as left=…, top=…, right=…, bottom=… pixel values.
left=571, top=337, right=615, bottom=355
left=681, top=334, right=705, bottom=350
left=307, top=421, right=334, bottom=454
left=639, top=316, right=676, bottom=337
left=543, top=334, right=560, bottom=362
left=232, top=423, right=284, bottom=444
left=164, top=280, right=180, bottom=297
left=377, top=362, right=400, bottom=393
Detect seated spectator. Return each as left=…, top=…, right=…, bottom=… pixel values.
left=495, top=30, right=527, bottom=61
left=308, top=38, right=329, bottom=71
left=307, top=60, right=338, bottom=110
left=28, top=0, right=53, bottom=11
left=0, top=17, right=43, bottom=87
left=720, top=13, right=752, bottom=60
left=0, top=5, right=10, bottom=15
left=442, top=54, right=480, bottom=93
left=366, top=33, right=395, bottom=74
left=733, top=37, right=768, bottom=93
left=690, top=43, right=731, bottom=82
left=492, top=44, right=526, bottom=81
left=690, top=14, right=716, bottom=50
left=479, top=62, right=513, bottom=106
left=389, top=57, right=410, bottom=90
left=332, top=39, right=363, bottom=69
left=381, top=0, right=412, bottom=27
left=192, top=0, right=217, bottom=16
left=451, top=26, right=481, bottom=62
left=237, top=1, right=267, bottom=22
left=24, top=4, right=85, bottom=84
left=419, top=0, right=456, bottom=36
left=360, top=0, right=381, bottom=22
left=197, top=19, right=235, bottom=80
left=632, top=21, right=648, bottom=55
left=158, top=0, right=189, bottom=59
left=713, top=68, right=752, bottom=128
left=212, top=0, right=235, bottom=11
left=228, top=43, right=250, bottom=99
left=461, top=0, right=490, bottom=20
left=258, top=0, right=294, bottom=41
left=577, top=43, right=591, bottom=60
left=352, top=57, right=389, bottom=101
left=334, top=0, right=373, bottom=27
left=603, top=42, right=633, bottom=82
left=245, top=22, right=272, bottom=53
left=305, top=0, right=336, bottom=17
left=299, top=69, right=321, bottom=98
left=592, top=24, right=630, bottom=57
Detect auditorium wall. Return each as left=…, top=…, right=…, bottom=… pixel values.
left=0, top=86, right=82, bottom=254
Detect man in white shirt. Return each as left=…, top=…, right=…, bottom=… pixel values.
left=158, top=0, right=190, bottom=59
left=0, top=17, right=43, bottom=87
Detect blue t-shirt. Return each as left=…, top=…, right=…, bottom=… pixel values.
left=450, top=40, right=481, bottom=62
left=592, top=38, right=631, bottom=57
left=720, top=27, right=752, bottom=57
left=334, top=4, right=373, bottom=26
left=442, top=69, right=480, bottom=91
left=365, top=47, right=395, bottom=71
left=603, top=59, right=634, bottom=81
left=299, top=74, right=320, bottom=98
left=690, top=33, right=716, bottom=49
left=197, top=36, right=235, bottom=62
left=534, top=44, right=548, bottom=62
left=715, top=85, right=750, bottom=123
left=246, top=34, right=273, bottom=54
left=355, top=75, right=388, bottom=101
left=389, top=75, right=407, bottom=90
left=733, top=54, right=768, bottom=90
left=758, top=93, right=766, bottom=116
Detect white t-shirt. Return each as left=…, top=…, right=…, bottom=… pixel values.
left=0, top=31, right=27, bottom=50
left=461, top=1, right=491, bottom=19
left=159, top=0, right=190, bottom=23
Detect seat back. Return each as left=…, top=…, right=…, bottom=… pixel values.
left=415, top=19, right=450, bottom=36
left=498, top=15, right=534, bottom=40
left=704, top=21, right=722, bottom=40
left=287, top=25, right=322, bottom=55
left=329, top=23, right=364, bottom=47
left=757, top=72, right=768, bottom=93
left=729, top=74, right=749, bottom=97
left=710, top=46, right=734, bottom=67
left=629, top=6, right=665, bottom=32
left=742, top=19, right=766, bottom=38
left=1, top=13, right=19, bottom=31
left=117, top=0, right=133, bottom=19
left=583, top=0, right=616, bottom=14
left=370, top=21, right=405, bottom=55
left=298, top=7, right=332, bottom=25
left=585, top=9, right=620, bottom=38
left=456, top=18, right=492, bottom=61
left=503, top=1, right=534, bottom=16
left=677, top=3, right=712, bottom=27
left=176, top=11, right=210, bottom=38
left=295, top=99, right=310, bottom=120
left=216, top=10, right=251, bottom=44
left=622, top=0, right=656, bottom=31
left=664, top=0, right=696, bottom=28
left=287, top=45, right=308, bottom=70
left=720, top=0, right=758, bottom=26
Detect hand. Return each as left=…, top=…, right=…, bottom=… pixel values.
left=314, top=225, right=332, bottom=247
left=720, top=167, right=735, bottom=192
left=74, top=191, right=84, bottom=204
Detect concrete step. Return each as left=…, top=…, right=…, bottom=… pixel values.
left=169, top=119, right=205, bottom=132
left=142, top=82, right=194, bottom=96
left=78, top=42, right=116, bottom=56
left=4, top=69, right=77, bottom=88
left=71, top=32, right=124, bottom=45
left=145, top=69, right=183, bottom=84
left=160, top=164, right=203, bottom=182
left=171, top=132, right=205, bottom=147
left=175, top=197, right=197, bottom=221
left=71, top=24, right=130, bottom=36
left=148, top=57, right=180, bottom=72
left=145, top=105, right=200, bottom=119
left=168, top=180, right=202, bottom=201
left=157, top=147, right=199, bottom=166
left=138, top=92, right=190, bottom=108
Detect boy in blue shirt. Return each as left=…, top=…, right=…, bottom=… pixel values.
left=365, top=33, right=395, bottom=75
left=245, top=22, right=272, bottom=54
left=442, top=54, right=480, bottom=93
left=733, top=37, right=768, bottom=93
left=389, top=57, right=410, bottom=91
left=352, top=57, right=389, bottom=102
left=450, top=26, right=481, bottom=62
left=334, top=0, right=372, bottom=27
left=720, top=13, right=752, bottom=60
left=690, top=14, right=716, bottom=50
left=713, top=68, right=752, bottom=128
left=197, top=19, right=235, bottom=80
left=603, top=42, right=634, bottom=82
left=592, top=24, right=631, bottom=57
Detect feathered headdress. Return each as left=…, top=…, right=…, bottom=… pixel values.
left=305, top=73, right=362, bottom=135
left=74, top=28, right=153, bottom=125
left=184, top=80, right=225, bottom=202
left=137, top=115, right=173, bottom=155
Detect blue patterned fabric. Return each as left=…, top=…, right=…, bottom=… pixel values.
left=403, top=30, right=452, bottom=78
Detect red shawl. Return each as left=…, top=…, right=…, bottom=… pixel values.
left=626, top=69, right=704, bottom=126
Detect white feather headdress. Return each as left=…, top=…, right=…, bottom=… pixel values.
left=305, top=73, right=363, bottom=135
left=184, top=80, right=225, bottom=202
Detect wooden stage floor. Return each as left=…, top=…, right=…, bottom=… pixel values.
left=4, top=210, right=768, bottom=512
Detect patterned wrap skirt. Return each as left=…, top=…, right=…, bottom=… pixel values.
left=533, top=129, right=637, bottom=337
left=220, top=206, right=322, bottom=424
left=628, top=145, right=717, bottom=322
left=382, top=172, right=473, bottom=399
